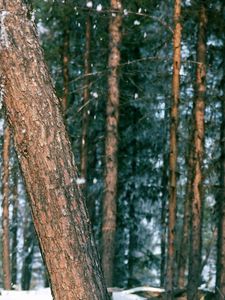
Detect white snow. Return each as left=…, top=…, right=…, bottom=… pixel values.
left=0, top=287, right=165, bottom=300
left=86, top=1, right=93, bottom=8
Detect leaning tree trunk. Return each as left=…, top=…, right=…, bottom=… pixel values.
left=2, top=124, right=11, bottom=290
left=101, top=0, right=122, bottom=287
left=166, top=0, right=182, bottom=298
left=187, top=3, right=207, bottom=300
left=0, top=2, right=109, bottom=299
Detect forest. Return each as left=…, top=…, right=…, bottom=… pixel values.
left=0, top=0, right=224, bottom=299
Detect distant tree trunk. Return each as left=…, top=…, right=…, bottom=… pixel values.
left=2, top=124, right=11, bottom=290
left=160, top=152, right=168, bottom=287
left=187, top=3, right=207, bottom=300
left=80, top=11, right=91, bottom=200
left=62, top=14, right=70, bottom=113
left=0, top=2, right=109, bottom=299
left=166, top=0, right=182, bottom=297
left=216, top=49, right=225, bottom=300
left=11, top=155, right=19, bottom=287
left=101, top=0, right=122, bottom=287
left=21, top=214, right=35, bottom=290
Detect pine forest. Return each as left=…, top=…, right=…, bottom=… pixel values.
left=0, top=0, right=225, bottom=299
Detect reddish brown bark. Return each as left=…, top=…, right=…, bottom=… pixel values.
left=166, top=0, right=182, bottom=297
left=2, top=124, right=11, bottom=290
left=0, top=1, right=109, bottom=299
left=187, top=3, right=207, bottom=300
left=11, top=155, right=19, bottom=287
left=80, top=12, right=91, bottom=198
left=101, top=0, right=122, bottom=287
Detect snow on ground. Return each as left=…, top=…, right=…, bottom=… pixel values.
left=0, top=287, right=165, bottom=300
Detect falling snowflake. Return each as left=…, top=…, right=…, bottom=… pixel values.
left=134, top=20, right=140, bottom=26
left=86, top=1, right=93, bottom=8
left=123, top=9, right=128, bottom=15
left=96, top=4, right=102, bottom=11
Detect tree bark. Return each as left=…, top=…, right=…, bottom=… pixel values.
left=187, top=3, right=207, bottom=300
left=2, top=124, right=11, bottom=290
left=80, top=11, right=91, bottom=199
left=166, top=0, right=182, bottom=297
left=0, top=2, right=109, bottom=299
left=101, top=0, right=122, bottom=287
left=11, top=155, right=19, bottom=287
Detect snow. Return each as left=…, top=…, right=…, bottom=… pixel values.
left=0, top=287, right=165, bottom=300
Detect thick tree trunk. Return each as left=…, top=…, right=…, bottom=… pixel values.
left=2, top=124, right=11, bottom=290
left=166, top=0, right=182, bottom=298
left=11, top=155, right=19, bottom=287
left=0, top=2, right=109, bottom=299
left=101, top=0, right=122, bottom=287
left=80, top=12, right=91, bottom=199
left=187, top=3, right=207, bottom=300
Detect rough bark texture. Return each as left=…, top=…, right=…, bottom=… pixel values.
left=2, top=124, right=11, bottom=290
left=187, top=3, right=207, bottom=300
left=216, top=50, right=225, bottom=300
left=166, top=0, right=182, bottom=297
left=101, top=0, right=122, bottom=287
left=0, top=1, right=109, bottom=299
left=11, top=156, right=19, bottom=287
left=80, top=12, right=91, bottom=199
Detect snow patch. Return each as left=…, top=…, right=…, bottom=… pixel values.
left=0, top=11, right=10, bottom=48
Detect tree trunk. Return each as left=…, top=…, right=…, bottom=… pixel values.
left=21, top=214, right=35, bottom=290
left=2, top=124, right=11, bottom=290
left=80, top=11, right=91, bottom=199
left=11, top=155, right=19, bottom=287
left=166, top=0, right=182, bottom=297
left=187, top=3, right=207, bottom=300
left=101, top=0, right=122, bottom=287
left=0, top=2, right=109, bottom=299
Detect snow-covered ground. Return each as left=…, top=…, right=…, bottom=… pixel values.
left=0, top=287, right=165, bottom=300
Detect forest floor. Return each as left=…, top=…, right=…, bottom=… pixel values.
left=0, top=287, right=215, bottom=299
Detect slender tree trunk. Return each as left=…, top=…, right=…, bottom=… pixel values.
left=101, top=0, right=122, bottom=287
left=11, top=155, right=19, bottom=287
left=216, top=50, right=225, bottom=300
left=62, top=16, right=69, bottom=113
left=80, top=12, right=91, bottom=199
left=160, top=152, right=168, bottom=287
left=166, top=0, right=182, bottom=297
left=21, top=214, right=35, bottom=290
left=2, top=124, right=11, bottom=290
left=0, top=2, right=109, bottom=299
left=187, top=3, right=207, bottom=300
